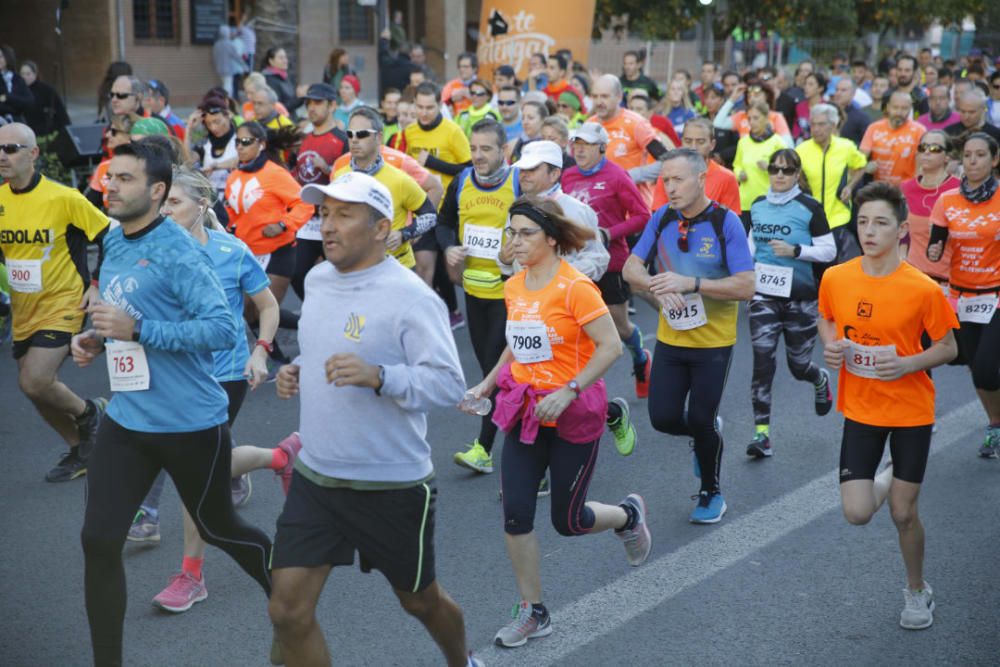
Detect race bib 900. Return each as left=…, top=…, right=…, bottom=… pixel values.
left=506, top=319, right=553, bottom=364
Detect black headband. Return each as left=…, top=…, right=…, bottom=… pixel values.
left=508, top=202, right=558, bottom=237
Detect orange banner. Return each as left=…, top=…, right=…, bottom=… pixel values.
left=477, top=0, right=596, bottom=82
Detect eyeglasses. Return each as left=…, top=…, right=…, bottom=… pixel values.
left=236, top=137, right=259, bottom=147
left=345, top=129, right=377, bottom=140
left=108, top=92, right=133, bottom=100
left=497, top=99, right=517, bottom=106
left=676, top=218, right=690, bottom=252
left=470, top=89, right=490, bottom=98
left=203, top=107, right=225, bottom=115
left=503, top=226, right=543, bottom=240
left=0, top=143, right=30, bottom=154
left=767, top=165, right=798, bottom=175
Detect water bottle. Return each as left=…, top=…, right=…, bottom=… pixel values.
left=458, top=390, right=492, bottom=416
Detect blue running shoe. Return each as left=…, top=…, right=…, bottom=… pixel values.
left=690, top=491, right=727, bottom=524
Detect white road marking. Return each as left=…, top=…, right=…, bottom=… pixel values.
left=477, top=400, right=983, bottom=664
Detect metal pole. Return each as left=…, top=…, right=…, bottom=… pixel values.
left=116, top=0, right=126, bottom=60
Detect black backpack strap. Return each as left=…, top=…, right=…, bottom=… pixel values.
left=709, top=207, right=728, bottom=272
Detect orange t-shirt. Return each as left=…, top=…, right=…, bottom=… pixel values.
left=652, top=159, right=742, bottom=214
left=333, top=146, right=432, bottom=187
left=589, top=109, right=657, bottom=206
left=902, top=175, right=960, bottom=281
left=929, top=188, right=1000, bottom=292
left=817, top=258, right=958, bottom=427
left=241, top=100, right=291, bottom=122
left=859, top=119, right=925, bottom=186
left=442, top=78, right=472, bottom=114
left=88, top=160, right=110, bottom=208
left=224, top=161, right=314, bottom=255
left=729, top=110, right=791, bottom=139
left=505, top=259, right=609, bottom=391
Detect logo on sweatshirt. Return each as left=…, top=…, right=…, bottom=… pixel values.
left=344, top=312, right=365, bottom=342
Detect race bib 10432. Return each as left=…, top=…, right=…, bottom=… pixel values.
left=662, top=293, right=708, bottom=331
left=957, top=294, right=998, bottom=324
left=463, top=224, right=503, bottom=260
left=506, top=319, right=553, bottom=364
left=754, top=262, right=793, bottom=298
left=106, top=340, right=150, bottom=391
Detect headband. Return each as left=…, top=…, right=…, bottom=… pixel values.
left=508, top=202, right=558, bottom=237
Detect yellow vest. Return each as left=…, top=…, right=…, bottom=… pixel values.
left=456, top=167, right=519, bottom=299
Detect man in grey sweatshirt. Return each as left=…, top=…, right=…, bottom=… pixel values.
left=266, top=172, right=482, bottom=667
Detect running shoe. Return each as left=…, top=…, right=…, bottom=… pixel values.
left=494, top=601, right=552, bottom=648
left=608, top=397, right=637, bottom=456
left=45, top=448, right=87, bottom=483
left=537, top=476, right=550, bottom=497
left=978, top=426, right=1000, bottom=459
left=127, top=509, right=161, bottom=543
left=469, top=655, right=484, bottom=667
left=152, top=571, right=208, bottom=613
left=449, top=310, right=466, bottom=331
left=746, top=433, right=772, bottom=459
left=76, top=397, right=108, bottom=459
left=900, top=582, right=935, bottom=630
left=690, top=491, right=727, bottom=524
left=633, top=349, right=652, bottom=399
left=616, top=493, right=652, bottom=566
left=453, top=440, right=493, bottom=473
left=231, top=474, right=252, bottom=507
left=275, top=432, right=303, bottom=495
left=814, top=368, right=833, bottom=416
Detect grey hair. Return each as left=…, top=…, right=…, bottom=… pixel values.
left=258, top=85, right=279, bottom=104
left=127, top=76, right=144, bottom=95
left=662, top=148, right=707, bottom=176
left=244, top=72, right=267, bottom=89
left=348, top=105, right=384, bottom=136
left=541, top=115, right=569, bottom=141
left=682, top=116, right=715, bottom=138
left=959, top=88, right=987, bottom=109
left=810, top=103, right=840, bottom=126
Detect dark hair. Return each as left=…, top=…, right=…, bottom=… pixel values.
left=531, top=53, right=547, bottom=66
left=990, top=71, right=1000, bottom=84
left=745, top=80, right=776, bottom=109
left=238, top=120, right=268, bottom=143
left=499, top=84, right=520, bottom=98
left=348, top=106, right=384, bottom=136
left=768, top=148, right=801, bottom=171
left=921, top=129, right=954, bottom=154
left=508, top=195, right=594, bottom=255
left=20, top=59, right=38, bottom=77
left=327, top=48, right=348, bottom=73
left=551, top=54, right=568, bottom=72
left=382, top=87, right=401, bottom=100
left=556, top=48, right=573, bottom=65
left=855, top=181, right=908, bottom=224
left=972, top=79, right=989, bottom=96
left=0, top=44, right=17, bottom=72
left=721, top=70, right=740, bottom=83
left=963, top=132, right=1000, bottom=160
left=262, top=46, right=285, bottom=70
left=623, top=50, right=641, bottom=62
left=470, top=118, right=506, bottom=148
left=457, top=52, right=478, bottom=68
left=851, top=59, right=867, bottom=69
left=467, top=78, right=492, bottom=94
left=939, top=67, right=953, bottom=79
left=113, top=140, right=173, bottom=205
left=98, top=61, right=134, bottom=117
left=896, top=54, right=918, bottom=70
left=414, top=81, right=441, bottom=102
left=141, top=134, right=190, bottom=167
left=806, top=72, right=828, bottom=93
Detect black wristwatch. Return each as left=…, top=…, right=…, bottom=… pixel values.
left=374, top=365, right=386, bottom=396
left=131, top=319, right=143, bottom=343
left=793, top=244, right=802, bottom=258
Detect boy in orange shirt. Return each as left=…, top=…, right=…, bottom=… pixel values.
left=818, top=182, right=958, bottom=631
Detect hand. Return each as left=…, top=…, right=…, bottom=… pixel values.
left=657, top=291, right=687, bottom=312
left=648, top=271, right=695, bottom=297
left=451, top=87, right=469, bottom=102
left=262, top=223, right=284, bottom=238
left=756, top=160, right=768, bottom=171
left=295, top=84, right=309, bottom=98
left=79, top=283, right=101, bottom=310
left=386, top=230, right=403, bottom=251
left=244, top=346, right=269, bottom=389
left=874, top=348, right=913, bottom=381
left=324, top=353, right=381, bottom=389
left=276, top=364, right=300, bottom=398
left=769, top=239, right=795, bottom=257
left=89, top=303, right=136, bottom=341
left=739, top=171, right=748, bottom=183
left=926, top=240, right=943, bottom=262
left=445, top=245, right=468, bottom=268
left=417, top=149, right=429, bottom=166
left=823, top=338, right=849, bottom=369
left=730, top=83, right=746, bottom=103
left=534, top=387, right=575, bottom=423
left=864, top=161, right=878, bottom=175
left=310, top=154, right=330, bottom=174
left=71, top=330, right=104, bottom=368
left=839, top=187, right=852, bottom=204
left=498, top=237, right=515, bottom=264
left=459, top=379, right=494, bottom=414
left=187, top=111, right=203, bottom=128
left=201, top=164, right=214, bottom=175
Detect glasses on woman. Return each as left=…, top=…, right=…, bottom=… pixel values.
left=470, top=89, right=490, bottom=98
left=504, top=226, right=543, bottom=240
left=345, top=129, right=377, bottom=140
left=236, top=137, right=259, bottom=147
left=767, top=165, right=798, bottom=176
left=917, top=143, right=945, bottom=154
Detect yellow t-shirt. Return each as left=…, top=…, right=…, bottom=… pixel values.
left=403, top=118, right=471, bottom=194
left=457, top=168, right=518, bottom=299
left=333, top=162, right=427, bottom=268
left=0, top=175, right=109, bottom=340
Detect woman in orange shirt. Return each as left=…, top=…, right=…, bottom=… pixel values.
left=464, top=196, right=651, bottom=649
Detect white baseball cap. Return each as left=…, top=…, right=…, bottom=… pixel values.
left=570, top=122, right=609, bottom=145
left=513, top=140, right=564, bottom=170
left=300, top=172, right=394, bottom=220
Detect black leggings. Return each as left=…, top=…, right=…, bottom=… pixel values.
left=500, top=426, right=598, bottom=536
left=82, top=417, right=272, bottom=667
left=839, top=418, right=932, bottom=484
left=648, top=341, right=733, bottom=494
left=291, top=238, right=324, bottom=301
left=465, top=294, right=507, bottom=451
left=957, top=306, right=1000, bottom=392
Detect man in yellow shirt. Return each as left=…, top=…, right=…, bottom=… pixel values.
left=0, top=123, right=110, bottom=482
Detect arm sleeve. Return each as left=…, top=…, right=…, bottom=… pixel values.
left=400, top=153, right=433, bottom=186
left=927, top=195, right=950, bottom=257
left=404, top=195, right=437, bottom=239
left=651, top=175, right=668, bottom=210
left=379, top=294, right=467, bottom=410
left=424, top=154, right=470, bottom=176
left=798, top=233, right=836, bottom=263
left=713, top=99, right=735, bottom=130
left=609, top=176, right=652, bottom=240
left=859, top=126, right=874, bottom=155
left=434, top=176, right=462, bottom=249
left=719, top=172, right=742, bottom=214
left=569, top=279, right=610, bottom=326
left=645, top=139, right=670, bottom=161
left=628, top=161, right=664, bottom=184
left=847, top=145, right=868, bottom=170
left=817, top=272, right=834, bottom=321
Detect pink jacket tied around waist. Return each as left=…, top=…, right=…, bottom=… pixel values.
left=491, top=364, right=607, bottom=444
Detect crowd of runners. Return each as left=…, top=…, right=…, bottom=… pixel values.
left=1, top=41, right=999, bottom=666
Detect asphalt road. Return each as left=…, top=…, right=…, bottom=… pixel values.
left=1, top=296, right=998, bottom=667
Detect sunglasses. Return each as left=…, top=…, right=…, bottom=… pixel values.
left=497, top=99, right=517, bottom=106
left=236, top=137, right=259, bottom=147
left=345, top=129, right=377, bottom=140
left=917, top=144, right=946, bottom=153
left=470, top=89, right=490, bottom=97
left=676, top=218, right=690, bottom=252
left=108, top=92, right=132, bottom=100
left=0, top=143, right=30, bottom=154
left=767, top=165, right=798, bottom=175
left=203, top=107, right=225, bottom=115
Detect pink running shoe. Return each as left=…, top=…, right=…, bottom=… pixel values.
left=276, top=432, right=302, bottom=495
left=152, top=572, right=207, bottom=613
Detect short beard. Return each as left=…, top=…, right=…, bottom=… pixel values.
left=111, top=197, right=154, bottom=224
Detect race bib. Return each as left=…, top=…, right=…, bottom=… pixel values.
left=463, top=224, right=503, bottom=260
left=7, top=258, right=43, bottom=293
left=845, top=341, right=896, bottom=380
left=506, top=319, right=553, bottom=364
left=254, top=253, right=271, bottom=271
left=296, top=215, right=323, bottom=240
left=957, top=294, right=998, bottom=324
left=754, top=262, right=793, bottom=298
left=106, top=341, right=150, bottom=391
left=662, top=293, right=708, bottom=331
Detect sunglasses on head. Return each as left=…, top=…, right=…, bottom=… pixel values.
left=108, top=92, right=132, bottom=100
left=236, top=137, right=259, bottom=147
left=345, top=129, right=377, bottom=140
left=767, top=165, right=798, bottom=175
left=497, top=99, right=517, bottom=106
left=917, top=143, right=946, bottom=153
left=0, top=143, right=30, bottom=154
left=203, top=107, right=225, bottom=115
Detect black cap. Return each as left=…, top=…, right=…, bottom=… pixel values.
left=303, top=83, right=338, bottom=101
left=496, top=65, right=516, bottom=77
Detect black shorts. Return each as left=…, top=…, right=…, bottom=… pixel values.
left=271, top=471, right=437, bottom=593
left=12, top=329, right=73, bottom=360
left=597, top=271, right=630, bottom=305
left=839, top=418, right=932, bottom=484
left=261, top=242, right=297, bottom=279
left=411, top=232, right=438, bottom=253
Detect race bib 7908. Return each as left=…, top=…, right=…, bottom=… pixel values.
left=506, top=319, right=553, bottom=364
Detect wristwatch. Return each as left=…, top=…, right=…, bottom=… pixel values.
left=374, top=365, right=386, bottom=396
left=278, top=221, right=288, bottom=231
left=131, top=319, right=143, bottom=343
left=793, top=244, right=803, bottom=258
left=567, top=380, right=581, bottom=397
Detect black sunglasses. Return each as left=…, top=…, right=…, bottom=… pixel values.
left=767, top=165, right=798, bottom=175
left=497, top=100, right=517, bottom=106
left=0, top=143, right=30, bottom=154
left=470, top=89, right=490, bottom=97
left=917, top=144, right=946, bottom=153
left=345, top=129, right=377, bottom=140
left=236, top=137, right=259, bottom=147
left=108, top=92, right=133, bottom=100
left=203, top=107, right=225, bottom=115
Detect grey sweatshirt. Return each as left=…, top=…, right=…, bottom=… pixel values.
left=295, top=257, right=466, bottom=484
